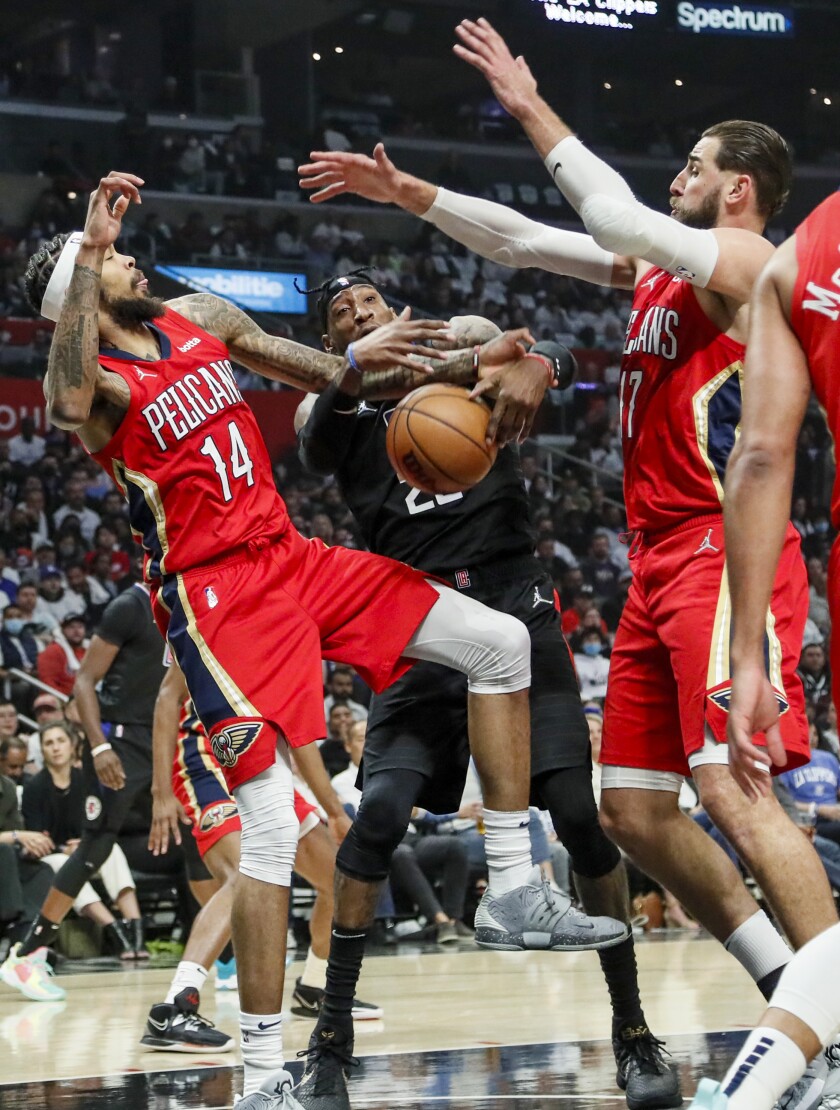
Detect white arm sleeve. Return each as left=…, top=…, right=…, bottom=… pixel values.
left=421, top=187, right=615, bottom=287
left=543, top=136, right=636, bottom=214
left=580, top=194, right=719, bottom=289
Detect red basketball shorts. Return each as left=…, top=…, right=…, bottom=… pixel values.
left=173, top=724, right=241, bottom=857
left=601, top=516, right=810, bottom=777
left=153, top=525, right=439, bottom=790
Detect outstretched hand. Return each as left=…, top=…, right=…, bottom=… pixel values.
left=727, top=664, right=787, bottom=802
left=453, top=18, right=538, bottom=119
left=81, top=171, right=144, bottom=252
left=299, top=143, right=401, bottom=205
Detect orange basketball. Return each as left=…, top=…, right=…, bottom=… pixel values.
left=386, top=383, right=498, bottom=495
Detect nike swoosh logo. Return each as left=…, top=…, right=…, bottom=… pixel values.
left=552, top=161, right=562, bottom=178
left=294, top=996, right=319, bottom=1012
left=258, top=1019, right=283, bottom=1030
left=147, top=1017, right=169, bottom=1031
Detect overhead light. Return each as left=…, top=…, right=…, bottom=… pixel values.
left=67, top=192, right=77, bottom=200
left=335, top=46, right=344, bottom=54
left=810, top=87, right=817, bottom=94
left=312, top=52, right=321, bottom=61
left=603, top=82, right=612, bottom=90
left=675, top=79, right=683, bottom=87
left=825, top=97, right=833, bottom=106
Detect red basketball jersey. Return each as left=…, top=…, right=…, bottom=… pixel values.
left=91, top=307, right=288, bottom=578
left=620, top=268, right=745, bottom=533
left=790, top=193, right=840, bottom=528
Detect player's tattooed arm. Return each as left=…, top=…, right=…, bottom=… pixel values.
left=45, top=254, right=105, bottom=429
left=169, top=293, right=344, bottom=390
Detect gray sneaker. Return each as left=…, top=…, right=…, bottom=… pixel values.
left=234, top=1069, right=305, bottom=1109
left=775, top=1038, right=840, bottom=1110
left=473, top=882, right=629, bottom=951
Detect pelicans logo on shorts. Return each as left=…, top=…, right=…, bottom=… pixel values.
left=199, top=801, right=239, bottom=832
left=707, top=681, right=790, bottom=716
left=211, top=721, right=264, bottom=767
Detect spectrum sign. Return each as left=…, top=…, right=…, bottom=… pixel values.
left=676, top=3, right=794, bottom=36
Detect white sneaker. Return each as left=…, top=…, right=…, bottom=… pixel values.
left=234, top=1069, right=304, bottom=1108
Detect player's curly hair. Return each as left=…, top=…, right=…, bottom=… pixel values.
left=22, top=232, right=71, bottom=314
left=702, top=120, right=792, bottom=220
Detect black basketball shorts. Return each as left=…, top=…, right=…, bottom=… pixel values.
left=361, top=555, right=590, bottom=813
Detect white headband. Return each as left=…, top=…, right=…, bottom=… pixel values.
left=40, top=231, right=85, bottom=323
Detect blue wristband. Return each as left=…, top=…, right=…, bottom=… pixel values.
left=346, top=343, right=360, bottom=372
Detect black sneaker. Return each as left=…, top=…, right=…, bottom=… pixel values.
left=293, top=1024, right=358, bottom=1110
left=613, top=1023, right=682, bottom=1109
left=140, top=988, right=234, bottom=1053
left=290, top=979, right=383, bottom=1021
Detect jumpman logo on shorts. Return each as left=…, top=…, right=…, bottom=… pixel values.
left=694, top=528, right=720, bottom=555
left=532, top=586, right=553, bottom=608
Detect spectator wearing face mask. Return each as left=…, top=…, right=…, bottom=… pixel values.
left=0, top=603, right=39, bottom=680
left=572, top=628, right=611, bottom=701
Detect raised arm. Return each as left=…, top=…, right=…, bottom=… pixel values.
left=452, top=18, right=752, bottom=299
left=723, top=236, right=810, bottom=799
left=168, top=293, right=453, bottom=392
left=45, top=171, right=143, bottom=430
left=299, top=144, right=633, bottom=290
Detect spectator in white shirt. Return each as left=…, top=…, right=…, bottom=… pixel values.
left=323, top=666, right=368, bottom=722
left=573, top=629, right=611, bottom=701
left=7, top=418, right=46, bottom=468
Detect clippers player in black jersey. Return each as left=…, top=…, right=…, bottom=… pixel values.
left=294, top=273, right=680, bottom=1110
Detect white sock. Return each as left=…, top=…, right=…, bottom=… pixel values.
left=720, top=1028, right=807, bottom=1110
left=724, top=911, right=792, bottom=985
left=240, top=1011, right=284, bottom=1096
left=483, top=808, right=532, bottom=894
left=166, top=960, right=208, bottom=1005
left=770, top=922, right=840, bottom=1044
left=300, top=949, right=328, bottom=991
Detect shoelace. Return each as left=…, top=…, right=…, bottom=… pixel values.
left=522, top=882, right=572, bottom=930
left=181, top=1011, right=219, bottom=1031
left=826, top=1043, right=840, bottom=1068
left=616, top=1030, right=671, bottom=1076
left=296, top=1040, right=359, bottom=1072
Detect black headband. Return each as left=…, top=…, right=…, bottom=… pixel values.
left=294, top=270, right=385, bottom=331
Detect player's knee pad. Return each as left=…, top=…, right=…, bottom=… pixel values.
left=409, top=583, right=531, bottom=695
left=234, top=750, right=298, bottom=887
left=466, top=609, right=531, bottom=694
left=337, top=774, right=417, bottom=882
left=536, top=767, right=621, bottom=880
left=52, top=832, right=117, bottom=898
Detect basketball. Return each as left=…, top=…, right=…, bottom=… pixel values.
left=386, top=383, right=498, bottom=495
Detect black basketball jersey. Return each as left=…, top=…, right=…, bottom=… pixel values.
left=334, top=400, right=535, bottom=575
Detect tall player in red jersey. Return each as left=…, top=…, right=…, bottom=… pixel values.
left=300, top=11, right=840, bottom=1060
left=18, top=171, right=624, bottom=1110
left=686, top=195, right=840, bottom=1110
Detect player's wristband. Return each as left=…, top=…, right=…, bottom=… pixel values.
left=91, top=742, right=113, bottom=758
left=346, top=343, right=361, bottom=372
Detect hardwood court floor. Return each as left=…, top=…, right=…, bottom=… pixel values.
left=0, top=934, right=765, bottom=1108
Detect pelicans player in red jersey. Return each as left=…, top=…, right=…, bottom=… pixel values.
left=686, top=195, right=840, bottom=1110
left=300, top=15, right=840, bottom=1060
left=19, top=169, right=616, bottom=1110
